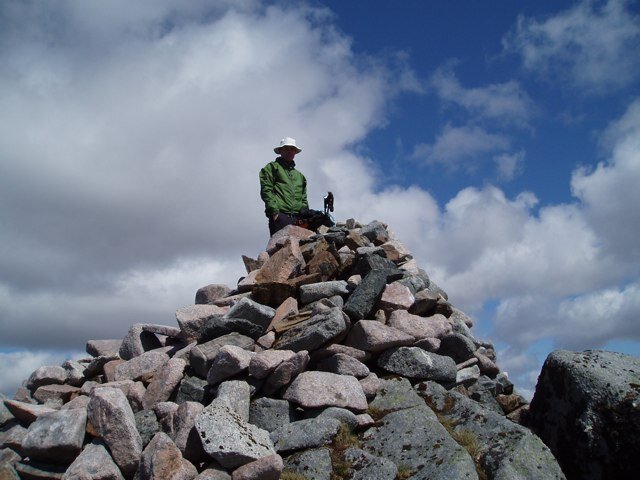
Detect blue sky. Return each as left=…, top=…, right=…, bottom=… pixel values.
left=1, top=0, right=639, bottom=398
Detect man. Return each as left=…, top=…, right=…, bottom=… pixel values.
left=259, top=137, right=309, bottom=236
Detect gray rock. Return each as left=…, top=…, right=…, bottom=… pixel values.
left=368, top=377, right=424, bottom=414
left=409, top=289, right=440, bottom=316
left=114, top=350, right=170, bottom=382
left=0, top=463, right=19, bottom=480
left=317, top=353, right=370, bottom=378
left=119, top=323, right=180, bottom=360
left=263, top=351, right=309, bottom=395
left=343, top=447, right=398, bottom=480
left=201, top=315, right=265, bottom=341
left=272, top=307, right=347, bottom=352
left=32, top=384, right=79, bottom=407
left=283, top=448, right=332, bottom=480
left=361, top=404, right=478, bottom=479
left=283, top=371, right=368, bottom=412
left=193, top=468, right=231, bottom=480
left=0, top=446, right=21, bottom=467
left=311, top=407, right=360, bottom=431
left=207, top=345, right=254, bottom=385
left=344, top=320, right=414, bottom=352
left=154, top=401, right=179, bottom=437
left=270, top=417, right=341, bottom=453
left=377, top=347, right=457, bottom=382
left=62, top=360, right=87, bottom=387
left=176, top=304, right=228, bottom=342
left=529, top=349, right=640, bottom=480
left=419, top=380, right=566, bottom=480
left=87, top=387, right=142, bottom=477
left=195, top=284, right=231, bottom=305
left=195, top=399, right=276, bottom=469
left=249, top=397, right=296, bottom=433
left=1, top=395, right=15, bottom=427
left=359, top=372, right=382, bottom=399
left=438, top=332, right=477, bottom=363
left=26, top=365, right=68, bottom=390
left=225, top=297, right=276, bottom=329
left=83, top=355, right=120, bottom=379
left=189, top=333, right=254, bottom=378
left=143, top=357, right=186, bottom=409
left=86, top=339, right=122, bottom=358
left=215, top=380, right=251, bottom=422
left=359, top=221, right=390, bottom=244
left=22, top=408, right=86, bottom=464
left=172, top=401, right=205, bottom=463
left=15, top=462, right=67, bottom=479
left=342, top=270, right=389, bottom=321
left=299, top=281, right=350, bottom=304
left=63, top=442, right=124, bottom=480
left=134, top=409, right=160, bottom=448
left=455, top=364, right=481, bottom=387
left=0, top=423, right=27, bottom=451
left=176, top=375, right=211, bottom=404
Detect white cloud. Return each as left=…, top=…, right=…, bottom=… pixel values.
left=503, top=0, right=640, bottom=93
left=411, top=124, right=511, bottom=170
left=430, top=64, right=535, bottom=126
left=494, top=150, right=525, bottom=181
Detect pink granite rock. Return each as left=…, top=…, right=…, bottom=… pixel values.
left=283, top=371, right=368, bottom=412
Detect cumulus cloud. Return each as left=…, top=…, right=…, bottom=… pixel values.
left=429, top=64, right=535, bottom=126
left=411, top=124, right=511, bottom=170
left=494, top=150, right=525, bottom=181
left=503, top=0, right=640, bottom=93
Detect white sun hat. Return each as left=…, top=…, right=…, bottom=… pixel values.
left=274, top=137, right=302, bottom=154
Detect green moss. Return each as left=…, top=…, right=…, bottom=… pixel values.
left=329, top=423, right=361, bottom=480
left=280, top=471, right=309, bottom=480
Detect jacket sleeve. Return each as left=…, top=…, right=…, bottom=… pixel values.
left=259, top=163, right=279, bottom=216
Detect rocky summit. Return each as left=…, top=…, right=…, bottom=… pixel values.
left=0, top=219, right=638, bottom=480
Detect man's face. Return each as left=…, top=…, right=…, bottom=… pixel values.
left=280, top=146, right=298, bottom=163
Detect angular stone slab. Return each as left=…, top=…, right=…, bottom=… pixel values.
left=230, top=454, right=283, bottom=480
left=343, top=447, right=398, bottom=480
left=263, top=351, right=309, bottom=395
left=272, top=307, right=347, bottom=352
left=22, top=409, right=87, bottom=463
left=343, top=269, right=389, bottom=320
left=195, top=399, right=275, bottom=469
left=378, top=282, right=415, bottom=312
left=225, top=297, right=275, bottom=329
left=195, top=284, right=231, bottom=305
left=299, top=281, right=349, bottom=304
left=86, top=339, right=123, bottom=358
left=119, top=323, right=180, bottom=360
left=367, top=377, right=424, bottom=413
left=176, top=304, right=228, bottom=342
left=114, top=350, right=170, bottom=382
left=438, top=332, right=477, bottom=363
left=63, top=441, right=125, bottom=480
left=190, top=333, right=255, bottom=378
left=282, top=448, right=332, bottom=480
left=249, top=397, right=297, bottom=433
left=283, top=371, right=368, bottom=412
left=201, top=315, right=265, bottom=341
left=249, top=350, right=297, bottom=380
left=138, top=432, right=197, bottom=480
left=317, top=353, right=370, bottom=379
left=387, top=311, right=452, bottom=340
left=143, top=357, right=186, bottom=409
left=377, top=347, right=457, bottom=383
left=270, top=417, right=341, bottom=453
left=207, top=345, right=254, bottom=385
left=173, top=401, right=205, bottom=463
left=361, top=405, right=478, bottom=479
left=87, top=387, right=142, bottom=477
left=256, top=239, right=305, bottom=284
left=3, top=400, right=57, bottom=424
left=26, top=365, right=68, bottom=390
left=344, top=320, right=414, bottom=353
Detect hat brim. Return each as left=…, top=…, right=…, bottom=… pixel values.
left=274, top=146, right=302, bottom=154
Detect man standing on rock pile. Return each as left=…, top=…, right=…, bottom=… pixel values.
left=259, top=137, right=309, bottom=236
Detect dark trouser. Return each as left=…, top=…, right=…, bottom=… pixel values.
left=268, top=213, right=297, bottom=236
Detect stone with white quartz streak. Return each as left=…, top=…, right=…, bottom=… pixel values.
left=195, top=399, right=276, bottom=469
left=87, top=387, right=142, bottom=477
left=283, top=371, right=368, bottom=412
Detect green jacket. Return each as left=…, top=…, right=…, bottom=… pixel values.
left=259, top=158, right=308, bottom=217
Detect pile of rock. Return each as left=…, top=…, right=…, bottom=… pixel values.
left=1, top=220, right=566, bottom=479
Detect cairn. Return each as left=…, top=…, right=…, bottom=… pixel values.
left=0, top=220, right=567, bottom=480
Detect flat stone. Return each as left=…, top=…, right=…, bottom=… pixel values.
left=114, top=350, right=170, bottom=382
left=230, top=454, right=283, bottom=480
left=345, top=320, right=414, bottom=352
left=87, top=387, right=142, bottom=477
left=201, top=315, right=266, bottom=342
left=272, top=307, right=347, bottom=352
left=63, top=442, right=124, bottom=480
left=22, top=409, right=86, bottom=464
left=266, top=297, right=298, bottom=333
left=176, top=304, right=228, bottom=342
left=270, top=417, right=341, bottom=453
left=387, top=311, right=452, bottom=339
left=317, top=353, right=370, bottom=379
left=3, top=400, right=57, bottom=424
left=283, top=371, right=368, bottom=412
left=195, top=284, right=232, bottom=304
left=377, top=347, right=457, bottom=383
left=86, top=339, right=122, bottom=358
left=190, top=333, right=255, bottom=378
left=455, top=365, right=481, bottom=387
left=142, top=357, right=186, bottom=409
left=299, top=281, right=349, bottom=304
left=195, top=399, right=276, bottom=469
left=310, top=343, right=371, bottom=364
left=26, top=366, right=68, bottom=390
left=32, top=384, right=80, bottom=406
